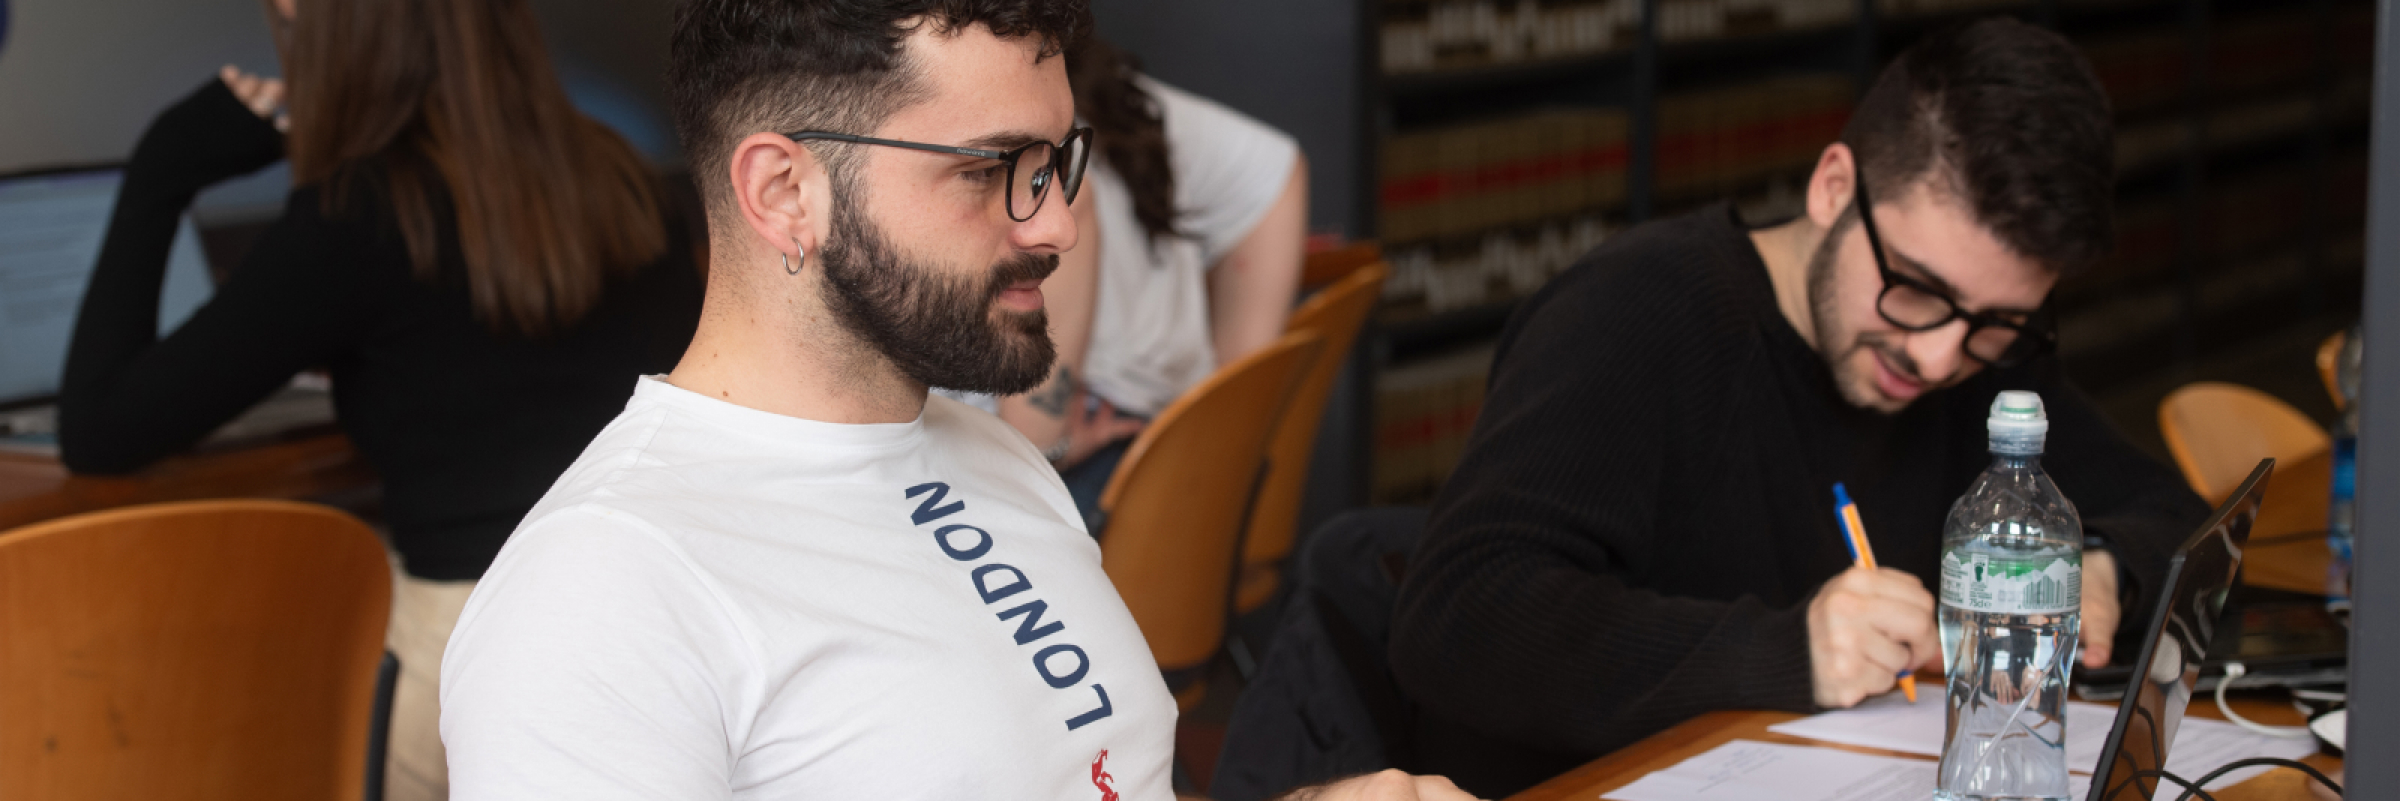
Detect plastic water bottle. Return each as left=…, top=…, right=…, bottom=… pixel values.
left=1937, top=391, right=2082, bottom=801
left=2328, top=325, right=2361, bottom=610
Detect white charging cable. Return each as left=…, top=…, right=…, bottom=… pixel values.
left=2214, top=663, right=2318, bottom=739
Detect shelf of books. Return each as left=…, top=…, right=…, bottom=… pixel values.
left=1372, top=341, right=1498, bottom=504
left=1357, top=0, right=2375, bottom=504
left=2053, top=0, right=2374, bottom=380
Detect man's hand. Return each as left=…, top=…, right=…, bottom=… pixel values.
left=1809, top=566, right=1941, bottom=708
left=2079, top=550, right=2122, bottom=669
left=1277, top=770, right=1482, bottom=801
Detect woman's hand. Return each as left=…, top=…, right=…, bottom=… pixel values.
left=1054, top=384, right=1145, bottom=469
left=218, top=65, right=289, bottom=132
left=126, top=69, right=289, bottom=190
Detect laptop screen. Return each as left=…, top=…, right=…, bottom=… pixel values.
left=2086, top=459, right=2271, bottom=800
left=0, top=166, right=215, bottom=407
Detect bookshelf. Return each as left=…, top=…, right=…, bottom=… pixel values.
left=1358, top=0, right=2374, bottom=504
left=1091, top=0, right=2373, bottom=508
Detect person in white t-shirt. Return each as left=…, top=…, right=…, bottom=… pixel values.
left=958, top=36, right=1308, bottom=527
left=438, top=1, right=1471, bottom=799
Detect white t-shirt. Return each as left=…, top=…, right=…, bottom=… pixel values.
left=440, top=377, right=1177, bottom=800
left=1079, top=75, right=1299, bottom=417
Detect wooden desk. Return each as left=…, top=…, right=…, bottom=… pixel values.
left=1510, top=458, right=2346, bottom=801
left=0, top=429, right=376, bottom=532
left=1513, top=692, right=2340, bottom=801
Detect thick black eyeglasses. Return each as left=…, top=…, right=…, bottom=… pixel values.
left=1852, top=175, right=2057, bottom=369
left=784, top=127, right=1094, bottom=222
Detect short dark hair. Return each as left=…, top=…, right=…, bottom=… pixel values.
left=1842, top=18, right=2115, bottom=275
left=667, top=0, right=1090, bottom=222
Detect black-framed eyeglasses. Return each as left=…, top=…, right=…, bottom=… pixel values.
left=783, top=127, right=1094, bottom=222
left=1852, top=174, right=2058, bottom=369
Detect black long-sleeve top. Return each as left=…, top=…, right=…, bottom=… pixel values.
left=60, top=80, right=703, bottom=581
left=1385, top=205, right=2210, bottom=796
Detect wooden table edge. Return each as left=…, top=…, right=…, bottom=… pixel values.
left=1505, top=700, right=2342, bottom=801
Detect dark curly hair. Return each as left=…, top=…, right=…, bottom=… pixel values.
left=1842, top=18, right=2116, bottom=275
left=1068, top=36, right=1177, bottom=244
left=667, top=0, right=1090, bottom=224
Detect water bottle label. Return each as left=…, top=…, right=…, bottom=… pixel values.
left=1940, top=552, right=2080, bottom=615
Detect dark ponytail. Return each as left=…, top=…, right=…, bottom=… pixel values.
left=1067, top=36, right=1178, bottom=245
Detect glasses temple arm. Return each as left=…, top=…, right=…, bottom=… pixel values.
left=780, top=131, right=1008, bottom=161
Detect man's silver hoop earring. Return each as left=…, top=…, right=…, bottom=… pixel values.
left=784, top=243, right=805, bottom=276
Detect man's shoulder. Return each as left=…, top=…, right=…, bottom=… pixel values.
left=522, top=397, right=683, bottom=515
left=1538, top=206, right=1763, bottom=316
left=1500, top=206, right=1770, bottom=364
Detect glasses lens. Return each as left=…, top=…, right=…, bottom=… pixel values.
left=1010, top=142, right=1057, bottom=221
left=1058, top=132, right=1091, bottom=204
left=1877, top=282, right=1957, bottom=330
left=1966, top=323, right=2026, bottom=364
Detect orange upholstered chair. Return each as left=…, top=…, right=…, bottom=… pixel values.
left=1236, top=261, right=1389, bottom=614
left=2159, top=382, right=2331, bottom=503
left=0, top=500, right=393, bottom=801
left=1099, top=331, right=1322, bottom=711
left=2319, top=330, right=2348, bottom=410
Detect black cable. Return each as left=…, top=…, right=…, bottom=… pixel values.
left=2104, top=762, right=2168, bottom=800
left=2173, top=757, right=2344, bottom=800
left=2122, top=768, right=2216, bottom=801
left=2106, top=758, right=2349, bottom=801
left=2106, top=757, right=2345, bottom=801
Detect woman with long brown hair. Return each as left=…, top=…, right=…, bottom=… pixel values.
left=58, top=1, right=701, bottom=796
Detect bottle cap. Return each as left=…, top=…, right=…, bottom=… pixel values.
left=1988, top=390, right=2048, bottom=454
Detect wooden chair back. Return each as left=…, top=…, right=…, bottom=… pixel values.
left=2159, top=382, right=2331, bottom=502
left=1099, top=331, right=1322, bottom=680
left=0, top=500, right=393, bottom=801
left=2319, top=330, right=2348, bottom=410
left=1236, top=262, right=1389, bottom=613
left=1300, top=242, right=1383, bottom=292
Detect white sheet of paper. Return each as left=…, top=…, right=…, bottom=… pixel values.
left=1600, top=740, right=2091, bottom=801
left=1766, top=689, right=2314, bottom=792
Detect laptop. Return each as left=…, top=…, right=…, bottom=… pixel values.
left=0, top=164, right=335, bottom=455
left=0, top=164, right=215, bottom=411
left=2086, top=458, right=2274, bottom=801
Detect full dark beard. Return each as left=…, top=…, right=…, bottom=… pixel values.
left=816, top=190, right=1058, bottom=396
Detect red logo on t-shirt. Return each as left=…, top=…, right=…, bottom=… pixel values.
left=1091, top=749, right=1118, bottom=801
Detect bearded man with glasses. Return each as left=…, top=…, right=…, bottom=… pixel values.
left=1386, top=19, right=2211, bottom=797
left=438, top=1, right=1470, bottom=799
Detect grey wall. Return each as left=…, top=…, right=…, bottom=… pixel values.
left=0, top=0, right=290, bottom=222
left=2, top=0, right=1365, bottom=231
left=0, top=0, right=680, bottom=223
left=1088, top=0, right=1367, bottom=239
left=529, top=0, right=679, bottom=165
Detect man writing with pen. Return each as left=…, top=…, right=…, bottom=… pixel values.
left=1384, top=19, right=2211, bottom=798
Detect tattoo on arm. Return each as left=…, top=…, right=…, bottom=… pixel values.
left=1028, top=364, right=1075, bottom=418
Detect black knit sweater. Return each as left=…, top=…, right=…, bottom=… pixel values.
left=60, top=80, right=702, bottom=581
left=1386, top=205, right=2209, bottom=796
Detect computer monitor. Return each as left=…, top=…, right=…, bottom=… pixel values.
left=0, top=165, right=215, bottom=407
left=2086, top=458, right=2272, bottom=801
